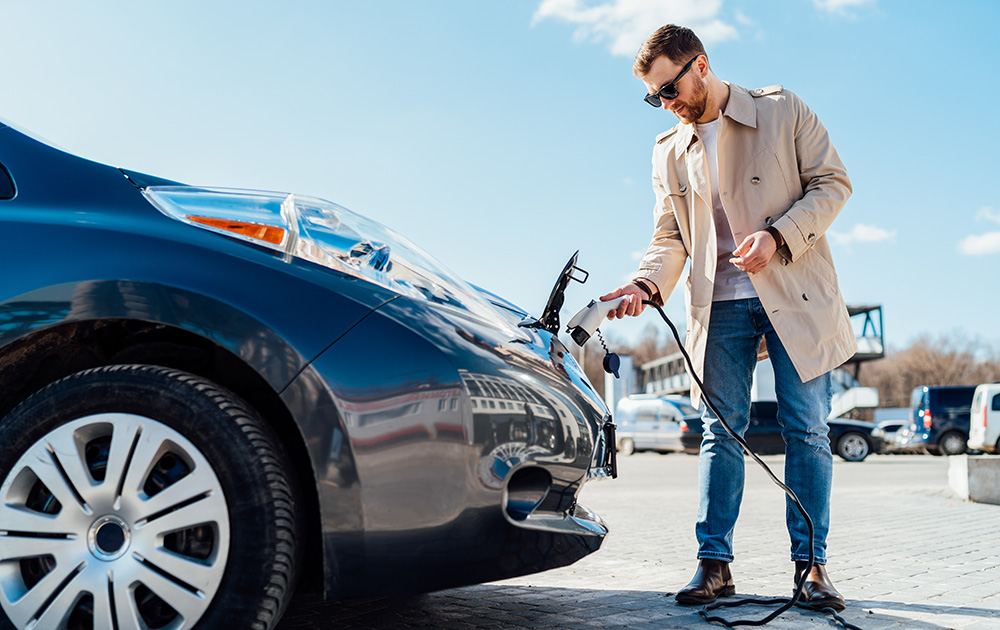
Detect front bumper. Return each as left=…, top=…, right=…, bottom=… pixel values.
left=894, top=431, right=928, bottom=453
left=293, top=296, right=615, bottom=597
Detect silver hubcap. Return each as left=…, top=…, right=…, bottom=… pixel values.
left=0, top=413, right=230, bottom=630
left=842, top=435, right=868, bottom=460
left=942, top=434, right=965, bottom=455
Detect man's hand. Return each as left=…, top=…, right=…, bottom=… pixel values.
left=730, top=230, right=778, bottom=275
left=600, top=283, right=648, bottom=320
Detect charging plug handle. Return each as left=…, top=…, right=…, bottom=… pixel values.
left=566, top=297, right=624, bottom=347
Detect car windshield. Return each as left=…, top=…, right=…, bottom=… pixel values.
left=0, top=116, right=68, bottom=152
left=676, top=402, right=699, bottom=416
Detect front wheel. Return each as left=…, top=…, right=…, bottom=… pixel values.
left=0, top=365, right=302, bottom=630
left=836, top=432, right=871, bottom=462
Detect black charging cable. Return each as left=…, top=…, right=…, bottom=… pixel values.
left=642, top=301, right=862, bottom=630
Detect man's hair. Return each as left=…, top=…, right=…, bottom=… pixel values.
left=633, top=24, right=707, bottom=78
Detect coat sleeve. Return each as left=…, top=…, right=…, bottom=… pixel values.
left=634, top=153, right=689, bottom=305
left=770, top=91, right=852, bottom=262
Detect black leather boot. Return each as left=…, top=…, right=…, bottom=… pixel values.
left=794, top=561, right=846, bottom=611
left=675, top=559, right=735, bottom=605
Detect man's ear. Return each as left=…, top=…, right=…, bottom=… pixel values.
left=695, top=55, right=710, bottom=77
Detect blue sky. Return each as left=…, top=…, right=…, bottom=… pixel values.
left=2, top=0, right=998, bottom=352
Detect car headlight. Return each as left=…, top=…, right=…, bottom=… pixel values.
left=145, top=186, right=522, bottom=337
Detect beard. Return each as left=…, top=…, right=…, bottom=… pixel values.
left=671, top=77, right=709, bottom=124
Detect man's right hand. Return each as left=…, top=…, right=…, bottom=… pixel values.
left=600, top=283, right=649, bottom=320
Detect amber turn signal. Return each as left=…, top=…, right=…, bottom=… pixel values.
left=187, top=216, right=285, bottom=246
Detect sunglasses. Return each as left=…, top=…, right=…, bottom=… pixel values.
left=643, top=56, right=700, bottom=107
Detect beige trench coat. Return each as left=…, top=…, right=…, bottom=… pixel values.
left=635, top=83, right=857, bottom=406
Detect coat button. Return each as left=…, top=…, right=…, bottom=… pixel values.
left=802, top=293, right=809, bottom=301
left=807, top=233, right=816, bottom=243
left=780, top=257, right=789, bottom=266
left=751, top=177, right=760, bottom=185
left=764, top=216, right=772, bottom=225
left=679, top=184, right=687, bottom=193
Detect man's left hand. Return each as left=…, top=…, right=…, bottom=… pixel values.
left=730, top=230, right=777, bottom=275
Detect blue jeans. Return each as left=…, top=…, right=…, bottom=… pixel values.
left=696, top=298, right=833, bottom=564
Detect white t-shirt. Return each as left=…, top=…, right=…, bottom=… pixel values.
left=695, top=119, right=757, bottom=302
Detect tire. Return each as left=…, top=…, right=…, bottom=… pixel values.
left=618, top=438, right=635, bottom=456
left=0, top=365, right=302, bottom=630
left=938, top=431, right=968, bottom=456
left=836, top=432, right=871, bottom=462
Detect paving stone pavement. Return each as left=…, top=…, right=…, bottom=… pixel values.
left=278, top=453, right=1000, bottom=629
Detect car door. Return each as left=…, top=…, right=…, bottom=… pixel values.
left=633, top=404, right=659, bottom=450
left=656, top=402, right=683, bottom=451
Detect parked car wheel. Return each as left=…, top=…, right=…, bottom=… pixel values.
left=0, top=365, right=302, bottom=630
left=835, top=431, right=871, bottom=462
left=938, top=430, right=968, bottom=456
left=618, top=438, right=635, bottom=456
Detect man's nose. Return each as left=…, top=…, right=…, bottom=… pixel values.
left=661, top=98, right=674, bottom=111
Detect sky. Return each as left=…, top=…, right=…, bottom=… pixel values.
left=1, top=0, right=998, bottom=354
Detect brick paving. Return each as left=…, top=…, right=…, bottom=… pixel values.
left=279, top=454, right=1000, bottom=629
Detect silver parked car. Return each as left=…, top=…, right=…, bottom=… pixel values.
left=614, top=395, right=700, bottom=455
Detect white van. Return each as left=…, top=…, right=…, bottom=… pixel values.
left=968, top=383, right=1000, bottom=453
left=614, top=395, right=700, bottom=455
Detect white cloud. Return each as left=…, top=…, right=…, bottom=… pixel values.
left=975, top=206, right=1000, bottom=224
left=959, top=232, right=1000, bottom=256
left=813, top=0, right=876, bottom=13
left=827, top=223, right=897, bottom=246
left=956, top=207, right=1000, bottom=255
left=532, top=0, right=738, bottom=58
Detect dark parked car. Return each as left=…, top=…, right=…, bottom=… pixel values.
left=903, top=385, right=977, bottom=455
left=679, top=401, right=882, bottom=462
left=0, top=120, right=616, bottom=630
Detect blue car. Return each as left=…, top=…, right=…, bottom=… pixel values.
left=0, top=119, right=615, bottom=630
left=904, top=385, right=977, bottom=455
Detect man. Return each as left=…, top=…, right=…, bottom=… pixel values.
left=602, top=24, right=855, bottom=610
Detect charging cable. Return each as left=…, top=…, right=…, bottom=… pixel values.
left=642, top=301, right=862, bottom=630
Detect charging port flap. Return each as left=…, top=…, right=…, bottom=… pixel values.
left=588, top=417, right=618, bottom=480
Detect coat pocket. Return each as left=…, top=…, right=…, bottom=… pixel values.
left=769, top=248, right=846, bottom=344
